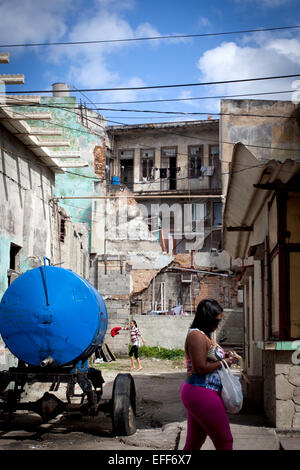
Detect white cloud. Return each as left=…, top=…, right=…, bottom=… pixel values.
left=232, top=0, right=292, bottom=7
left=43, top=2, right=190, bottom=103
left=196, top=36, right=300, bottom=107
left=43, top=5, right=146, bottom=97
left=0, top=0, right=70, bottom=46
left=198, top=16, right=211, bottom=28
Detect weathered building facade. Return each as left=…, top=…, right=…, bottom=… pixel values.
left=0, top=66, right=102, bottom=368
left=101, top=120, right=243, bottom=355
left=222, top=99, right=300, bottom=428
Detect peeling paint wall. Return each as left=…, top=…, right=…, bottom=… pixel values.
left=0, top=121, right=91, bottom=369
left=220, top=99, right=300, bottom=198
left=0, top=124, right=54, bottom=298
left=13, top=96, right=108, bottom=252
left=0, top=124, right=55, bottom=369
left=110, top=121, right=220, bottom=194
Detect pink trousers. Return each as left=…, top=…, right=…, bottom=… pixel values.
left=180, top=381, right=233, bottom=450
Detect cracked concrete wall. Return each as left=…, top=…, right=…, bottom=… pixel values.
left=0, top=124, right=55, bottom=369
left=0, top=124, right=91, bottom=370
left=110, top=121, right=220, bottom=193
left=220, top=99, right=300, bottom=198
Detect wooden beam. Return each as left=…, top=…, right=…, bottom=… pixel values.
left=253, top=181, right=286, bottom=190
left=48, top=151, right=81, bottom=158
left=51, top=155, right=80, bottom=159
left=226, top=226, right=253, bottom=232
left=4, top=95, right=41, bottom=105
left=0, top=74, right=24, bottom=84
left=56, top=162, right=89, bottom=169
left=0, top=53, right=9, bottom=64
left=28, top=140, right=70, bottom=148
left=1, top=112, right=52, bottom=120
left=18, top=127, right=63, bottom=136
left=29, top=128, right=63, bottom=136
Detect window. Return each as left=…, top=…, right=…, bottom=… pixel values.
left=105, top=148, right=114, bottom=182
left=141, top=149, right=154, bottom=181
left=10, top=243, right=21, bottom=270
left=188, top=145, right=203, bottom=178
left=60, top=218, right=66, bottom=243
left=213, top=202, right=222, bottom=226
left=161, top=147, right=177, bottom=190
left=120, top=149, right=134, bottom=190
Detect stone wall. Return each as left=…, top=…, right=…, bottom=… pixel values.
left=103, top=308, right=244, bottom=357
left=263, top=350, right=300, bottom=429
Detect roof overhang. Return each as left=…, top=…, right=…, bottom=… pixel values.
left=0, top=105, right=66, bottom=173
left=223, top=142, right=300, bottom=259
left=107, top=119, right=219, bottom=134
left=0, top=105, right=88, bottom=173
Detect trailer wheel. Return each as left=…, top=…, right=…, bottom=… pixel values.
left=112, top=373, right=136, bottom=436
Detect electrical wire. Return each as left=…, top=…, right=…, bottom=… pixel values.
left=76, top=89, right=296, bottom=105
left=4, top=95, right=300, bottom=159
left=3, top=95, right=300, bottom=121
left=3, top=99, right=300, bottom=161
left=2, top=88, right=294, bottom=106
left=1, top=25, right=300, bottom=48
left=4, top=73, right=300, bottom=95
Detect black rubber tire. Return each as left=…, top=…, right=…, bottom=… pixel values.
left=112, top=373, right=136, bottom=436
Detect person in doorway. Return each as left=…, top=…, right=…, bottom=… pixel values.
left=180, top=298, right=236, bottom=450
left=123, top=320, right=146, bottom=371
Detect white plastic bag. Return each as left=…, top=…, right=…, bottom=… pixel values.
left=218, top=361, right=243, bottom=414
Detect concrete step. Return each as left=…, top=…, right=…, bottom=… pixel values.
left=277, top=435, right=300, bottom=450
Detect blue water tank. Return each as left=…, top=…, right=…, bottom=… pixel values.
left=0, top=264, right=108, bottom=367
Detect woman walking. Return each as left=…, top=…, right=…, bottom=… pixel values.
left=123, top=320, right=146, bottom=371
left=180, top=298, right=236, bottom=450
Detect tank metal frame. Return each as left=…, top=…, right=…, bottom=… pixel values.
left=0, top=258, right=137, bottom=435
left=0, top=360, right=137, bottom=436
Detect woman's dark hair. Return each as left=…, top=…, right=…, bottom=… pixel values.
left=190, top=299, right=223, bottom=336
left=131, top=320, right=137, bottom=328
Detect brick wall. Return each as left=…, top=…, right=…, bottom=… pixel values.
left=93, top=142, right=106, bottom=181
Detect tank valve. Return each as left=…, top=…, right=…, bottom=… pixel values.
left=40, top=357, right=54, bottom=367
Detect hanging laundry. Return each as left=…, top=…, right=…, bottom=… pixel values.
left=160, top=168, right=167, bottom=178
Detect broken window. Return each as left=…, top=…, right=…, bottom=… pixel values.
left=188, top=145, right=203, bottom=178
left=209, top=145, right=221, bottom=190
left=105, top=148, right=114, bottom=182
left=161, top=147, right=177, bottom=190
left=213, top=202, right=222, bottom=226
left=10, top=243, right=21, bottom=270
left=120, top=149, right=134, bottom=190
left=8, top=243, right=21, bottom=286
left=141, top=149, right=154, bottom=181
left=60, top=217, right=66, bottom=243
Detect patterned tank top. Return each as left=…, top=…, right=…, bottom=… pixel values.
left=185, top=329, right=225, bottom=392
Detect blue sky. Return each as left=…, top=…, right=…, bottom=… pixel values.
left=1, top=0, right=300, bottom=124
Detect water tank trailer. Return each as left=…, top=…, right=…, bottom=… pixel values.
left=0, top=258, right=136, bottom=436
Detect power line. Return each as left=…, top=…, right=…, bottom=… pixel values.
left=4, top=73, right=300, bottom=95
left=2, top=88, right=293, bottom=106
left=1, top=25, right=300, bottom=48
left=4, top=96, right=300, bottom=154
left=6, top=101, right=300, bottom=119
left=81, top=89, right=295, bottom=105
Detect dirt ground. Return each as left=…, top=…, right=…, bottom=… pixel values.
left=0, top=357, right=188, bottom=451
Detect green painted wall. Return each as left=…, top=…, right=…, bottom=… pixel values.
left=0, top=233, right=11, bottom=300
left=14, top=96, right=105, bottom=250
